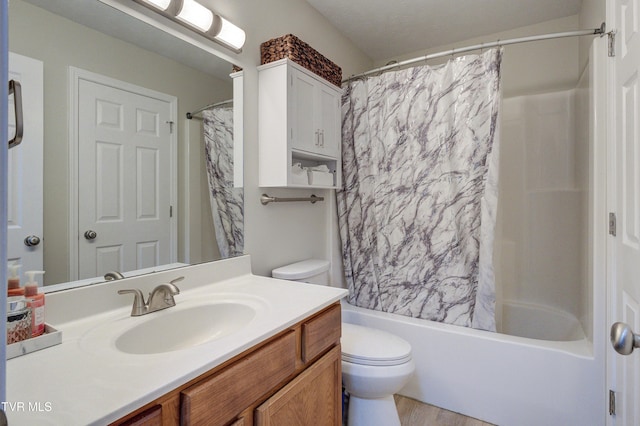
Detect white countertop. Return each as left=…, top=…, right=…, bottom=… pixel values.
left=5, top=256, right=347, bottom=425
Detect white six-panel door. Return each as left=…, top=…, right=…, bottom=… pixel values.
left=73, top=70, right=176, bottom=280
left=7, top=52, right=43, bottom=275
left=609, top=0, right=640, bottom=424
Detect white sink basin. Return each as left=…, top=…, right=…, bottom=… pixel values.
left=79, top=296, right=265, bottom=357
left=115, top=302, right=257, bottom=354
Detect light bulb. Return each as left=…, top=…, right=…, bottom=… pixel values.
left=176, top=0, right=214, bottom=32
left=215, top=16, right=246, bottom=50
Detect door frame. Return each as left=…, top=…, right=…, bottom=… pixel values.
left=604, top=0, right=640, bottom=422
left=605, top=0, right=617, bottom=417
left=68, top=67, right=178, bottom=281
left=589, top=31, right=612, bottom=426
left=1, top=0, right=9, bottom=405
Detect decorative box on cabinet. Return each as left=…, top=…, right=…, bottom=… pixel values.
left=258, top=58, right=342, bottom=188
left=111, top=303, right=342, bottom=426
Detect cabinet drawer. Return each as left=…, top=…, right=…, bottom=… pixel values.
left=116, top=405, right=162, bottom=426
left=301, top=303, right=341, bottom=363
left=181, top=331, right=297, bottom=425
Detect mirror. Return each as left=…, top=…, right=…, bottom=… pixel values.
left=8, top=0, right=244, bottom=288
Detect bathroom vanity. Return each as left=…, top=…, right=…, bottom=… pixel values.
left=115, top=303, right=342, bottom=425
left=5, top=256, right=347, bottom=425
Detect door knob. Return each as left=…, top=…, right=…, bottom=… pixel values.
left=24, top=235, right=41, bottom=247
left=84, top=230, right=97, bottom=240
left=611, top=322, right=640, bottom=355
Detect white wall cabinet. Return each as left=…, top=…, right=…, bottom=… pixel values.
left=258, top=58, right=342, bottom=188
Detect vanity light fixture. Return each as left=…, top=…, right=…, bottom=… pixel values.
left=139, top=0, right=173, bottom=10
left=215, top=16, right=246, bottom=51
left=175, top=0, right=214, bottom=32
left=134, top=0, right=246, bottom=52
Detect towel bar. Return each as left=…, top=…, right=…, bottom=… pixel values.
left=260, top=194, right=324, bottom=205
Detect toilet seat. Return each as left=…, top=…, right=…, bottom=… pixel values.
left=341, top=323, right=412, bottom=366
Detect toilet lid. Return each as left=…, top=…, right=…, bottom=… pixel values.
left=341, top=323, right=412, bottom=366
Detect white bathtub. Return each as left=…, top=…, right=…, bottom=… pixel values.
left=341, top=301, right=602, bottom=426
left=498, top=300, right=585, bottom=341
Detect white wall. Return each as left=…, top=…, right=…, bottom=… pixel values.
left=215, top=0, right=373, bottom=277
left=376, top=15, right=582, bottom=98
left=579, top=0, right=606, bottom=71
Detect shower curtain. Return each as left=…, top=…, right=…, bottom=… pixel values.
left=337, top=49, right=502, bottom=331
left=203, top=106, right=244, bottom=258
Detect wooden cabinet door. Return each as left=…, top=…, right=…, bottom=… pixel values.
left=255, top=346, right=341, bottom=426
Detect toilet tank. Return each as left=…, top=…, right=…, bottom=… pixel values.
left=272, top=259, right=330, bottom=285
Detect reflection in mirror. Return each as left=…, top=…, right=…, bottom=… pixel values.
left=7, top=0, right=243, bottom=289
left=193, top=100, right=244, bottom=258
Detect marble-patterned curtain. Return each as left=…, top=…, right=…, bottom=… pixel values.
left=203, top=106, right=244, bottom=258
left=337, top=49, right=502, bottom=331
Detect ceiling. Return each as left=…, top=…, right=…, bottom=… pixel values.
left=305, top=0, right=583, bottom=61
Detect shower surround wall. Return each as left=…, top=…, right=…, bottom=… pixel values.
left=497, top=87, right=587, bottom=336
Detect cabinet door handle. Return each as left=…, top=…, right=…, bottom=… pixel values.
left=8, top=80, right=24, bottom=149
left=315, top=130, right=320, bottom=146
left=320, top=130, right=325, bottom=147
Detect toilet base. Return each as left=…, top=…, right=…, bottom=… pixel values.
left=347, top=394, right=400, bottom=426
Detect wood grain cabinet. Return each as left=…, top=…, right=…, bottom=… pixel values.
left=112, top=303, right=342, bottom=426
left=258, top=58, right=342, bottom=188
left=255, top=346, right=341, bottom=426
left=117, top=405, right=162, bottom=426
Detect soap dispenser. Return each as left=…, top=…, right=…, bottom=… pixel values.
left=7, top=262, right=23, bottom=296
left=24, top=270, right=45, bottom=337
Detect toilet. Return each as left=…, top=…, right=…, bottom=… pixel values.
left=272, top=259, right=415, bottom=426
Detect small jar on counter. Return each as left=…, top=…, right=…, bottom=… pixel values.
left=7, top=296, right=32, bottom=344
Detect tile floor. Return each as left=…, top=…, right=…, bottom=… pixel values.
left=394, top=395, right=495, bottom=426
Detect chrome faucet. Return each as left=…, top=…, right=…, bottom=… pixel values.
left=118, top=277, right=183, bottom=316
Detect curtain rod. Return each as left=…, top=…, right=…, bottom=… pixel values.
left=186, top=99, right=233, bottom=120
left=343, top=23, right=607, bottom=83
